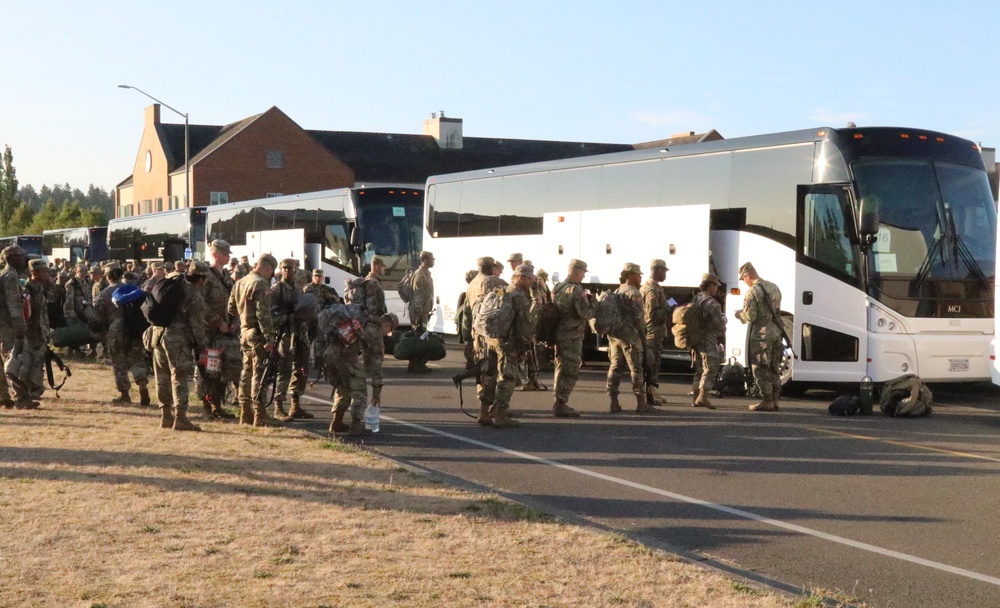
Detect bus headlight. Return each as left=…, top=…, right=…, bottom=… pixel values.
left=870, top=304, right=906, bottom=334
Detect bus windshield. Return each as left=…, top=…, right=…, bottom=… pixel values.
left=854, top=158, right=997, bottom=317
left=355, top=192, right=423, bottom=282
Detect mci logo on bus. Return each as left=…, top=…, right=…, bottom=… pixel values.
left=947, top=304, right=962, bottom=314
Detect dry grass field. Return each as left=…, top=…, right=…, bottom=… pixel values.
left=0, top=362, right=802, bottom=608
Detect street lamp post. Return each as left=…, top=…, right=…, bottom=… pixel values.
left=117, top=85, right=189, bottom=209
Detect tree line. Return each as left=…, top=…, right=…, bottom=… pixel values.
left=0, top=145, right=111, bottom=238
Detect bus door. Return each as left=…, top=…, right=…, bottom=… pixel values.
left=793, top=185, right=869, bottom=383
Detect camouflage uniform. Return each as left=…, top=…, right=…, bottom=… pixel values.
left=316, top=323, right=367, bottom=434
left=607, top=267, right=648, bottom=410
left=491, top=276, right=534, bottom=426
left=640, top=265, right=669, bottom=403
left=691, top=276, right=726, bottom=402
left=9, top=263, right=50, bottom=405
left=466, top=266, right=505, bottom=416
left=302, top=279, right=341, bottom=308
left=0, top=254, right=26, bottom=407
left=151, top=274, right=208, bottom=429
left=228, top=259, right=282, bottom=426
left=552, top=278, right=593, bottom=407
left=736, top=266, right=783, bottom=410
left=271, top=269, right=307, bottom=418
left=200, top=263, right=238, bottom=418
left=351, top=270, right=387, bottom=402
left=94, top=280, right=150, bottom=404
left=63, top=271, right=93, bottom=324
left=407, top=254, right=435, bottom=372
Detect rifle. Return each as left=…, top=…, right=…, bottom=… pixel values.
left=752, top=284, right=797, bottom=360
left=252, top=327, right=284, bottom=406
left=44, top=347, right=72, bottom=396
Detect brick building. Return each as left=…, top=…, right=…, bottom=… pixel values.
left=114, top=107, right=659, bottom=218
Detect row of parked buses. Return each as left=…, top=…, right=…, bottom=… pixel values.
left=5, top=125, right=998, bottom=390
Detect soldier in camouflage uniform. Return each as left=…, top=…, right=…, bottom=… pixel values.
left=640, top=259, right=669, bottom=405
left=271, top=258, right=311, bottom=421
left=8, top=259, right=51, bottom=408
left=151, top=264, right=209, bottom=431
left=228, top=253, right=284, bottom=427
left=0, top=246, right=27, bottom=408
left=735, top=262, right=784, bottom=412
left=63, top=263, right=94, bottom=326
left=90, top=265, right=107, bottom=302
left=608, top=262, right=658, bottom=414
left=465, top=256, right=505, bottom=426
left=488, top=264, right=539, bottom=429
left=407, top=250, right=435, bottom=373
left=691, top=273, right=725, bottom=409
left=302, top=268, right=341, bottom=308
left=551, top=259, right=592, bottom=418
left=93, top=268, right=152, bottom=406
left=198, top=239, right=239, bottom=419
left=350, top=256, right=388, bottom=409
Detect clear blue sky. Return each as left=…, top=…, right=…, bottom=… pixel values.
left=2, top=0, right=998, bottom=192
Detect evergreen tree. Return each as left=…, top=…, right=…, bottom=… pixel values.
left=7, top=203, right=35, bottom=235
left=0, top=145, right=18, bottom=228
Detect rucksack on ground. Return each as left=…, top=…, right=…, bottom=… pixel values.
left=589, top=291, right=627, bottom=337
left=473, top=287, right=515, bottom=340
left=671, top=295, right=711, bottom=349
left=397, top=268, right=417, bottom=304
left=879, top=374, right=933, bottom=417
left=714, top=357, right=748, bottom=397
left=141, top=276, right=186, bottom=327
left=112, top=284, right=150, bottom=341
left=828, top=395, right=861, bottom=416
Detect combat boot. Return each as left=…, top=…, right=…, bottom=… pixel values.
left=476, top=403, right=493, bottom=426
left=253, top=403, right=285, bottom=427
left=608, top=393, right=622, bottom=413
left=173, top=406, right=202, bottom=432
left=138, top=383, right=151, bottom=407
left=211, top=402, right=237, bottom=420
left=201, top=398, right=214, bottom=417
left=111, top=390, right=131, bottom=405
left=693, top=389, right=717, bottom=410
left=635, top=393, right=659, bottom=414
left=328, top=410, right=349, bottom=434
left=288, top=396, right=314, bottom=419
left=552, top=399, right=580, bottom=418
left=238, top=403, right=254, bottom=425
left=646, top=385, right=663, bottom=405
left=348, top=415, right=371, bottom=436
left=749, top=398, right=777, bottom=412
left=492, top=406, right=519, bottom=428
left=271, top=399, right=294, bottom=422
left=160, top=406, right=175, bottom=429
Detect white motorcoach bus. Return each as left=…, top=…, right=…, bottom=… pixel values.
left=203, top=187, right=424, bottom=324
left=423, top=126, right=996, bottom=388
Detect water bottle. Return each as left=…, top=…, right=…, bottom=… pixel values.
left=363, top=404, right=380, bottom=433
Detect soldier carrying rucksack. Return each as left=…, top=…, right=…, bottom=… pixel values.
left=606, top=262, right=657, bottom=415
left=688, top=273, right=726, bottom=410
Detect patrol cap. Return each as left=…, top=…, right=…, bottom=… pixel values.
left=623, top=262, right=642, bottom=274
left=569, top=259, right=588, bottom=272
left=89, top=264, right=103, bottom=274
left=536, top=268, right=549, bottom=278
left=188, top=261, right=210, bottom=277
left=464, top=269, right=478, bottom=283
left=163, top=261, right=176, bottom=271
left=508, top=252, right=523, bottom=263
left=371, top=256, right=386, bottom=267
left=420, top=250, right=435, bottom=261
left=279, top=258, right=297, bottom=269
left=380, top=312, right=400, bottom=331
left=738, top=261, right=756, bottom=277
left=477, top=256, right=496, bottom=270
left=240, top=255, right=249, bottom=263
left=701, top=272, right=722, bottom=287
left=312, top=268, right=324, bottom=276
left=76, top=262, right=89, bottom=272
left=28, top=259, right=47, bottom=272
left=0, top=245, right=25, bottom=261
left=512, top=263, right=536, bottom=280
left=257, top=253, right=279, bottom=269
left=651, top=259, right=669, bottom=270
left=210, top=239, right=232, bottom=254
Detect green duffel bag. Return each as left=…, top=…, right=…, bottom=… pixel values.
left=393, top=331, right=446, bottom=361
left=51, top=321, right=96, bottom=348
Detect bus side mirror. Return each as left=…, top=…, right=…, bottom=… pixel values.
left=349, top=225, right=362, bottom=253
left=858, top=198, right=879, bottom=249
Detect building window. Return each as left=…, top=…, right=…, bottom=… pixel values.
left=210, top=192, right=229, bottom=205
left=117, top=204, right=134, bottom=218
left=155, top=198, right=164, bottom=212
left=168, top=195, right=180, bottom=210
left=265, top=149, right=285, bottom=169
left=266, top=193, right=284, bottom=198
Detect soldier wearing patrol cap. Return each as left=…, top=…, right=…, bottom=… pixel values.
left=0, top=246, right=27, bottom=407
left=735, top=261, right=784, bottom=412
left=550, top=258, right=593, bottom=418
left=641, top=259, right=670, bottom=405
left=489, top=263, right=538, bottom=429
left=7, top=258, right=51, bottom=408
left=269, top=258, right=304, bottom=421
left=407, top=251, right=436, bottom=373
left=608, top=262, right=658, bottom=414
left=228, top=252, right=284, bottom=427
left=63, top=262, right=94, bottom=330
left=197, top=239, right=239, bottom=419
left=691, top=272, right=726, bottom=409
left=464, top=256, right=505, bottom=425
left=302, top=267, right=341, bottom=308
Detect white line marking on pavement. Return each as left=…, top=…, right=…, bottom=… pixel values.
left=344, top=407, right=1000, bottom=587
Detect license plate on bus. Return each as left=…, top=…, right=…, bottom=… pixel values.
left=949, top=358, right=969, bottom=372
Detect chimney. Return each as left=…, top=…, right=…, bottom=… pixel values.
left=423, top=112, right=463, bottom=149
left=145, top=103, right=161, bottom=127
